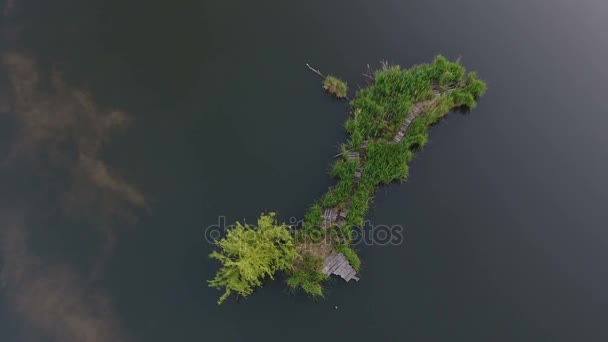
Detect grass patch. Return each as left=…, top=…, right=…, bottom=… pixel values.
left=323, top=75, right=348, bottom=99
left=292, top=55, right=486, bottom=297
left=335, top=244, right=361, bottom=271
left=287, top=253, right=329, bottom=298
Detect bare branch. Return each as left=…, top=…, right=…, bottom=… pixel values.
left=305, top=63, right=324, bottom=78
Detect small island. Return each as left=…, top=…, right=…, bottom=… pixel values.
left=322, top=75, right=348, bottom=99
left=209, top=56, right=487, bottom=304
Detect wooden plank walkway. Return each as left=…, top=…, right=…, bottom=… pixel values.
left=393, top=99, right=435, bottom=143
left=354, top=168, right=363, bottom=183
left=347, top=151, right=360, bottom=160
left=322, top=253, right=360, bottom=282
left=321, top=207, right=339, bottom=229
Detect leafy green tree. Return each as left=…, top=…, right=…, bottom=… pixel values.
left=209, top=213, right=297, bottom=304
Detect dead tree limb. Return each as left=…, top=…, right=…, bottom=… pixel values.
left=362, top=73, right=374, bottom=81
left=362, top=64, right=375, bottom=81
left=306, top=63, right=324, bottom=78
left=380, top=60, right=390, bottom=71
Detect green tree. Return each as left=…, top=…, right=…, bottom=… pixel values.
left=208, top=213, right=297, bottom=304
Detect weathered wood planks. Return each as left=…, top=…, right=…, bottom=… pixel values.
left=322, top=253, right=360, bottom=282
left=321, top=207, right=340, bottom=228
left=392, top=98, right=436, bottom=143
left=347, top=151, right=360, bottom=160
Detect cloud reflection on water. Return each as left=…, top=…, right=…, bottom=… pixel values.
left=1, top=52, right=145, bottom=342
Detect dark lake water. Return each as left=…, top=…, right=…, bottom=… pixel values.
left=1, top=0, right=608, bottom=341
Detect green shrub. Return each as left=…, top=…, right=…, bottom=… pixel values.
left=302, top=203, right=323, bottom=232
left=287, top=253, right=328, bottom=297
left=323, top=76, right=348, bottom=99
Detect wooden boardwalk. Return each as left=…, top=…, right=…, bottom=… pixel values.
left=321, top=207, right=339, bottom=229
left=354, top=168, right=363, bottom=183
left=322, top=207, right=350, bottom=228
left=322, top=253, right=359, bottom=282
left=393, top=99, right=434, bottom=143
left=347, top=151, right=360, bottom=160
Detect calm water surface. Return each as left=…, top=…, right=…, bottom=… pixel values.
left=1, top=0, right=608, bottom=341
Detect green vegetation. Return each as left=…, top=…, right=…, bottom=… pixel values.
left=290, top=55, right=487, bottom=296
left=208, top=213, right=297, bottom=304
left=335, top=244, right=361, bottom=271
left=208, top=56, right=487, bottom=301
left=287, top=253, right=328, bottom=298
left=323, top=75, right=348, bottom=99
left=319, top=158, right=359, bottom=208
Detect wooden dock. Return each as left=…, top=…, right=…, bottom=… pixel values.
left=322, top=253, right=359, bottom=282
